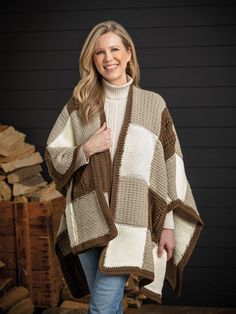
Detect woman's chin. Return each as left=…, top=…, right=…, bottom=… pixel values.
left=103, top=74, right=127, bottom=86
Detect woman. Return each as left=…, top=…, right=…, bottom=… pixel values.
left=45, top=20, right=203, bottom=314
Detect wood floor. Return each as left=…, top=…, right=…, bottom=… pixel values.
left=40, top=304, right=236, bottom=313
left=126, top=305, right=236, bottom=314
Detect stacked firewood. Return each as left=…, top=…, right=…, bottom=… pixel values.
left=0, top=260, right=34, bottom=314
left=0, top=124, right=61, bottom=202
left=124, top=274, right=147, bottom=308
left=53, top=275, right=147, bottom=313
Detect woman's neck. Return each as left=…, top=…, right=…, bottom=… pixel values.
left=102, top=75, right=133, bottom=100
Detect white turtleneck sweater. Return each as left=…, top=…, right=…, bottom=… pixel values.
left=75, top=75, right=174, bottom=229
left=102, top=75, right=133, bottom=162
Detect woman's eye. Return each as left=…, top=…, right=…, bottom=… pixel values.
left=95, top=48, right=118, bottom=55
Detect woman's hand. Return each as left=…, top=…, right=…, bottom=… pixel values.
left=157, top=228, right=176, bottom=261
left=82, top=122, right=112, bottom=159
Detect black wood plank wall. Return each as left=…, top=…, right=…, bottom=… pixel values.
left=0, top=0, right=235, bottom=308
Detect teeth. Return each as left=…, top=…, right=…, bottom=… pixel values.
left=105, top=64, right=118, bottom=69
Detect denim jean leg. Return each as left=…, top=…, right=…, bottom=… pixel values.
left=78, top=247, right=128, bottom=313
left=78, top=247, right=102, bottom=293
left=89, top=269, right=128, bottom=314
left=114, top=275, right=129, bottom=314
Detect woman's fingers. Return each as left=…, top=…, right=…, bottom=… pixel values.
left=83, top=123, right=112, bottom=157
left=158, top=243, right=173, bottom=261
left=95, top=122, right=107, bottom=134
left=166, top=246, right=173, bottom=261
left=157, top=242, right=164, bottom=258
left=158, top=229, right=176, bottom=261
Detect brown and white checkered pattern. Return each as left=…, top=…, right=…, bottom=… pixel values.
left=44, top=86, right=203, bottom=303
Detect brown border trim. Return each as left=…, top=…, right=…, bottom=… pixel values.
left=165, top=199, right=204, bottom=296
left=140, top=287, right=162, bottom=304
left=44, top=144, right=82, bottom=193
left=109, top=84, right=134, bottom=217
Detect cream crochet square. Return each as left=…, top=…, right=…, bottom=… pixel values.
left=104, top=223, right=147, bottom=268
left=120, top=123, right=157, bottom=185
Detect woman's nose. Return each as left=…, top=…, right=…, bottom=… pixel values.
left=104, top=52, right=113, bottom=61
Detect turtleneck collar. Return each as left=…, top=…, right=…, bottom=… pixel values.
left=102, top=74, right=133, bottom=100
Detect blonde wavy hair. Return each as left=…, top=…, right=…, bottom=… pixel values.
left=73, top=20, right=140, bottom=123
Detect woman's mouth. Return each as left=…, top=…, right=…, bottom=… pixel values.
left=104, top=64, right=119, bottom=71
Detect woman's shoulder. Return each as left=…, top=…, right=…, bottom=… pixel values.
left=60, top=95, right=80, bottom=115
left=133, top=85, right=167, bottom=109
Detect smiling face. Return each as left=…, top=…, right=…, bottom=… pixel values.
left=93, top=32, right=132, bottom=86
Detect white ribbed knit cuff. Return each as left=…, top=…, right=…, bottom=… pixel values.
left=163, top=210, right=175, bottom=229
left=74, top=146, right=89, bottom=171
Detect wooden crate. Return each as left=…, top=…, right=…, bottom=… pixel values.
left=0, top=196, right=66, bottom=307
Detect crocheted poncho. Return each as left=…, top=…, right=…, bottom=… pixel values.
left=44, top=84, right=204, bottom=303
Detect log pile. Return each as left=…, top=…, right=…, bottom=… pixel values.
left=0, top=124, right=61, bottom=201
left=0, top=260, right=34, bottom=314
left=124, top=274, right=147, bottom=308
left=53, top=274, right=146, bottom=313
left=0, top=123, right=147, bottom=312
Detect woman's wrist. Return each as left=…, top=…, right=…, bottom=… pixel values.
left=82, top=142, right=93, bottom=160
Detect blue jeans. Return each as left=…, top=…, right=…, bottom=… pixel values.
left=78, top=247, right=128, bottom=314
